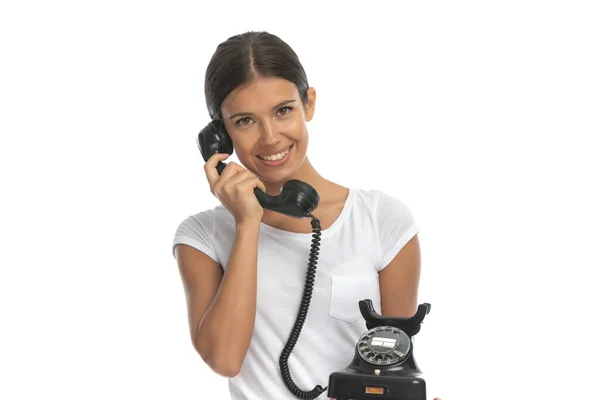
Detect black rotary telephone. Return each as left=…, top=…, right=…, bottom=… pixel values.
left=197, top=121, right=432, bottom=400
left=327, top=300, right=432, bottom=400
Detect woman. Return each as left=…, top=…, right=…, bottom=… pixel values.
left=172, top=31, right=439, bottom=400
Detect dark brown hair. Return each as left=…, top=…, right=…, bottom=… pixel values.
left=204, top=31, right=309, bottom=120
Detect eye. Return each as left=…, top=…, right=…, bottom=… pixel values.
left=235, top=117, right=253, bottom=127
left=277, top=106, right=293, bottom=116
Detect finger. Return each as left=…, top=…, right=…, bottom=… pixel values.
left=222, top=168, right=262, bottom=188
left=203, top=153, right=230, bottom=189
left=204, top=152, right=230, bottom=170
left=219, top=161, right=245, bottom=181
left=213, top=162, right=247, bottom=194
left=236, top=175, right=267, bottom=194
left=222, top=171, right=265, bottom=197
left=222, top=169, right=254, bottom=189
left=254, top=177, right=267, bottom=192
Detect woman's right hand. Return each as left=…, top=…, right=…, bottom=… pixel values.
left=204, top=153, right=267, bottom=225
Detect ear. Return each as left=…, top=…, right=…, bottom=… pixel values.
left=304, top=87, right=316, bottom=122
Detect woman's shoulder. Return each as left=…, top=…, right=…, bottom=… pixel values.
left=350, top=187, right=404, bottom=207
left=349, top=187, right=416, bottom=221
left=175, top=204, right=232, bottom=233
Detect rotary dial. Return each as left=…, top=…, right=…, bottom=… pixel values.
left=357, top=326, right=411, bottom=366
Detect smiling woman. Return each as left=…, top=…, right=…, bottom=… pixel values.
left=171, top=31, right=438, bottom=400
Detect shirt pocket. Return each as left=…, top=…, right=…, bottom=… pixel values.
left=329, top=273, right=381, bottom=322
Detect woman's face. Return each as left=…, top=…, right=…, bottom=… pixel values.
left=220, top=77, right=316, bottom=185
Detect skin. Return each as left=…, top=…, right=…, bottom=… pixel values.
left=177, top=76, right=438, bottom=399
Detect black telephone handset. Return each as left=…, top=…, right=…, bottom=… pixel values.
left=196, top=120, right=320, bottom=218
left=196, top=120, right=327, bottom=399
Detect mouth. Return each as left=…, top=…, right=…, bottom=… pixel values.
left=256, top=144, right=293, bottom=166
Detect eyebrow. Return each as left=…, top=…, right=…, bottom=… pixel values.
left=228, top=99, right=296, bottom=120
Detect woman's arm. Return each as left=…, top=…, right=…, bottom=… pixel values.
left=378, top=234, right=422, bottom=317
left=174, top=220, right=261, bottom=377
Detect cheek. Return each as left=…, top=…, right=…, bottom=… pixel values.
left=234, top=143, right=254, bottom=160
left=231, top=135, right=255, bottom=158
left=285, top=117, right=307, bottom=138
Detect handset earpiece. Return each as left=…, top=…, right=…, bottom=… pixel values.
left=196, top=121, right=320, bottom=218
left=197, top=120, right=232, bottom=175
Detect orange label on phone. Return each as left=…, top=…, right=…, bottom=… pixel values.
left=364, top=386, right=385, bottom=394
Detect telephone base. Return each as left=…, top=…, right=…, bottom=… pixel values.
left=327, top=370, right=426, bottom=400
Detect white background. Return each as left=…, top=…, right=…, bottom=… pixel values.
left=1, top=1, right=599, bottom=399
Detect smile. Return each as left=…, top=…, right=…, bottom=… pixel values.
left=257, top=145, right=292, bottom=161
left=256, top=145, right=293, bottom=166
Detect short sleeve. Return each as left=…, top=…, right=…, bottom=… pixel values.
left=376, top=191, right=420, bottom=271
left=172, top=214, right=219, bottom=264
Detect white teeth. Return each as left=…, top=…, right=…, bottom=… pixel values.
left=259, top=149, right=288, bottom=161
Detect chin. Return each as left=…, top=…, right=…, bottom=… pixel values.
left=260, top=169, right=296, bottom=186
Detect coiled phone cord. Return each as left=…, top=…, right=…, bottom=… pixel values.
left=278, top=215, right=327, bottom=399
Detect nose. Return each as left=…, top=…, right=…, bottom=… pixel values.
left=258, top=119, right=281, bottom=145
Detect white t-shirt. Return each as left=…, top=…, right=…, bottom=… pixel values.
left=172, top=188, right=420, bottom=400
